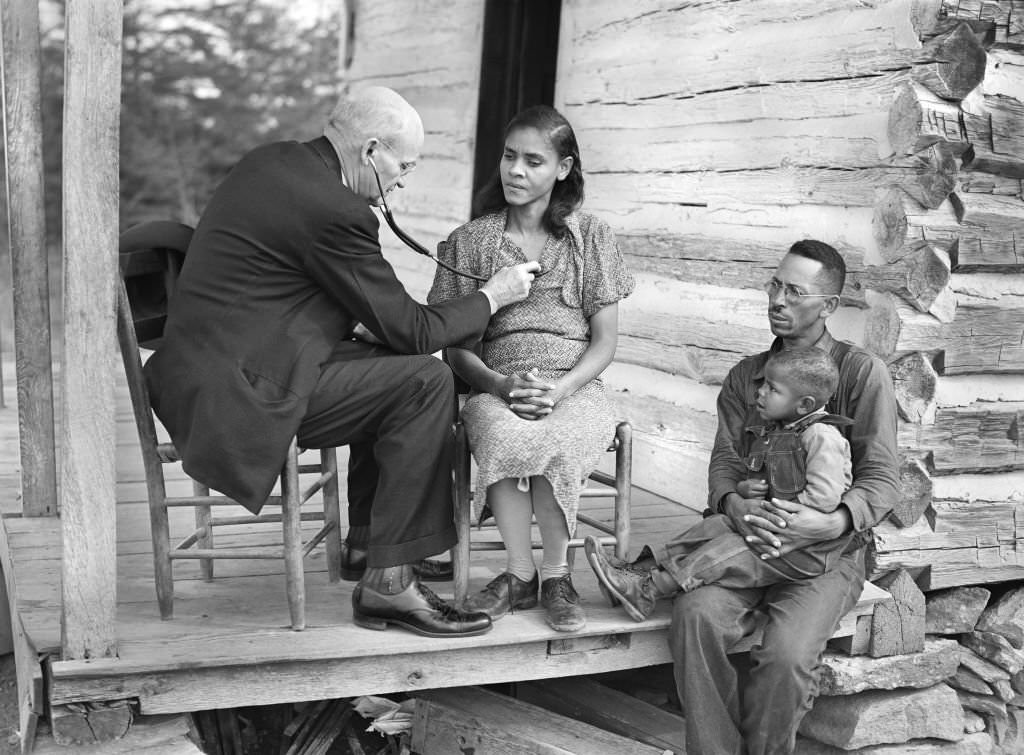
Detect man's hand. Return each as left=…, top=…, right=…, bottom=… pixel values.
left=721, top=493, right=779, bottom=559
left=736, top=479, right=768, bottom=500
left=741, top=497, right=853, bottom=560
left=480, top=261, right=541, bottom=309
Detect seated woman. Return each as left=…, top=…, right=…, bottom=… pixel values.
left=428, top=105, right=634, bottom=632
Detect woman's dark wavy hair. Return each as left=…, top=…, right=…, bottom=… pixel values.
left=472, top=105, right=585, bottom=239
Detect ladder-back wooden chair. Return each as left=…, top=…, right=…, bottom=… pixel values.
left=117, top=220, right=342, bottom=630
left=451, top=418, right=633, bottom=604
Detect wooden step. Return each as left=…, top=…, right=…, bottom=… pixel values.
left=516, top=676, right=685, bottom=754
left=411, top=685, right=672, bottom=755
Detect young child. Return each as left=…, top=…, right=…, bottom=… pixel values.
left=587, top=346, right=854, bottom=621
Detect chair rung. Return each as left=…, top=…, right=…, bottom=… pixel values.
left=300, top=471, right=336, bottom=504
left=579, top=488, right=617, bottom=498
left=301, top=522, right=336, bottom=556
left=171, top=549, right=284, bottom=559
left=211, top=512, right=326, bottom=527
left=575, top=515, right=614, bottom=534
left=165, top=496, right=249, bottom=507
left=568, top=535, right=617, bottom=549
left=587, top=470, right=616, bottom=487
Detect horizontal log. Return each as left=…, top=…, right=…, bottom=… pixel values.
left=587, top=144, right=956, bottom=212
left=869, top=499, right=1024, bottom=589
left=873, top=190, right=1024, bottom=270
left=939, top=0, right=1024, bottom=46
left=957, top=168, right=1024, bottom=195
left=982, top=45, right=1024, bottom=100
left=581, top=112, right=888, bottom=174
left=898, top=401, right=1024, bottom=474
left=948, top=191, right=1024, bottom=270
left=617, top=276, right=767, bottom=384
left=962, top=93, right=1024, bottom=179
left=618, top=231, right=949, bottom=312
left=910, top=21, right=988, bottom=100
left=865, top=290, right=1024, bottom=374
left=570, top=72, right=907, bottom=173
left=605, top=365, right=719, bottom=508
left=559, top=0, right=922, bottom=103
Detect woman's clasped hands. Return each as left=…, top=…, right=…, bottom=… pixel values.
left=497, top=367, right=565, bottom=420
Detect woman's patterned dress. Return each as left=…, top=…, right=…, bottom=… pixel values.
left=427, top=209, right=634, bottom=533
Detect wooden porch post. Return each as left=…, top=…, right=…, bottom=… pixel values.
left=59, top=0, right=122, bottom=660
left=1, top=0, right=58, bottom=516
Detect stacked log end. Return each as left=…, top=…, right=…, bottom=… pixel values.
left=866, top=0, right=1024, bottom=608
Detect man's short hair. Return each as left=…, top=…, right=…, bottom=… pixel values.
left=766, top=347, right=839, bottom=408
left=788, top=240, right=846, bottom=295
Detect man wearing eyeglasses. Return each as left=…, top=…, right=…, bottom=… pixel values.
left=586, top=240, right=899, bottom=754
left=146, top=86, right=540, bottom=639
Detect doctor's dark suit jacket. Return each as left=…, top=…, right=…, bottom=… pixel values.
left=144, top=137, right=491, bottom=513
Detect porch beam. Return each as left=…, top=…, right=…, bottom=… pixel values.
left=59, top=0, right=122, bottom=660
left=1, top=0, right=58, bottom=516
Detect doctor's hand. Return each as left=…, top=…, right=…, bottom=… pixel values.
left=480, top=261, right=541, bottom=309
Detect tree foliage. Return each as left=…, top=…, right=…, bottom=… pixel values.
left=119, top=0, right=340, bottom=227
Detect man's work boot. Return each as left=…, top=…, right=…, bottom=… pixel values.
left=584, top=536, right=659, bottom=622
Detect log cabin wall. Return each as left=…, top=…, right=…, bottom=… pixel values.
left=341, top=0, right=487, bottom=297
left=346, top=0, right=1024, bottom=588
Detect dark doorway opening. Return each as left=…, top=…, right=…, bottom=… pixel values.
left=471, top=0, right=562, bottom=214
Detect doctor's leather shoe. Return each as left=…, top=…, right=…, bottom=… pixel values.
left=339, top=541, right=454, bottom=582
left=352, top=580, right=493, bottom=638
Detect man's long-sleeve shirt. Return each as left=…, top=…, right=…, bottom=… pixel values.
left=707, top=330, right=899, bottom=545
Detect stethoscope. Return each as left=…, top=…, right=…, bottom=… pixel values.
left=368, top=157, right=489, bottom=282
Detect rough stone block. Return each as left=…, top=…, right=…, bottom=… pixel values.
left=989, top=706, right=1024, bottom=755
left=925, top=587, right=990, bottom=634
left=799, top=684, right=963, bottom=749
left=794, top=732, right=992, bottom=753
left=960, top=646, right=1011, bottom=684
left=962, top=631, right=1024, bottom=675
left=956, top=690, right=1007, bottom=719
left=818, top=639, right=960, bottom=696
left=948, top=667, right=994, bottom=696
left=962, top=710, right=986, bottom=734
left=978, top=587, right=1024, bottom=640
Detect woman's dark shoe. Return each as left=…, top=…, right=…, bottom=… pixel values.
left=463, top=571, right=539, bottom=620
left=352, top=580, right=492, bottom=637
left=340, top=541, right=454, bottom=582
left=541, top=575, right=586, bottom=632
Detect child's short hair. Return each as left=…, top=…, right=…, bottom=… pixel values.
left=765, top=347, right=839, bottom=409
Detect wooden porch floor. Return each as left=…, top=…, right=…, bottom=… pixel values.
left=0, top=364, right=704, bottom=718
